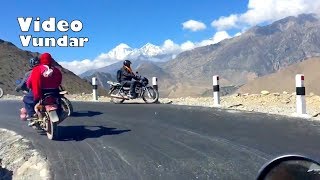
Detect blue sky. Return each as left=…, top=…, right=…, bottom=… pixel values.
left=0, top=0, right=247, bottom=61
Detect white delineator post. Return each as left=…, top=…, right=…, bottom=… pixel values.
left=152, top=77, right=159, bottom=103
left=92, top=77, right=98, bottom=101
left=295, top=74, right=306, bottom=115
left=212, top=75, right=220, bottom=107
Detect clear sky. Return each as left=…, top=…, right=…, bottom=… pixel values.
left=0, top=0, right=248, bottom=61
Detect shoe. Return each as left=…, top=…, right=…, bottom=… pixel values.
left=127, top=94, right=135, bottom=99
left=26, top=114, right=38, bottom=121
left=28, top=121, right=36, bottom=127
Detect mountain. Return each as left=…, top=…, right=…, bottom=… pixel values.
left=79, top=43, right=175, bottom=77
left=0, top=39, right=107, bottom=96
left=236, top=57, right=320, bottom=95
left=83, top=72, right=116, bottom=89
left=164, top=13, right=320, bottom=86
left=81, top=13, right=320, bottom=98
left=106, top=43, right=133, bottom=60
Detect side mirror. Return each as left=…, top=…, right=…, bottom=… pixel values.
left=257, top=155, right=320, bottom=180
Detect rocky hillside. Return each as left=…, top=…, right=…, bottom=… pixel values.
left=83, top=72, right=116, bottom=89
left=164, top=13, right=320, bottom=86
left=236, top=57, right=320, bottom=95
left=0, top=39, right=107, bottom=96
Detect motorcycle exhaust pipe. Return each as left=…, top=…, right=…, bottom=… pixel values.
left=110, top=94, right=129, bottom=100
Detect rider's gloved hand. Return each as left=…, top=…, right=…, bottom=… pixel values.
left=15, top=87, right=20, bottom=92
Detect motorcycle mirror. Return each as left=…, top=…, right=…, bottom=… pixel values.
left=256, top=155, right=320, bottom=180
left=15, top=79, right=21, bottom=85
left=136, top=71, right=139, bottom=74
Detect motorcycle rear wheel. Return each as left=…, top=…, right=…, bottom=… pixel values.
left=109, top=87, right=125, bottom=104
left=46, top=111, right=59, bottom=140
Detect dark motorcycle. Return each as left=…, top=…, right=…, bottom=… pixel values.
left=256, top=154, right=320, bottom=180
left=33, top=91, right=67, bottom=140
left=107, top=72, right=159, bottom=104
left=15, top=79, right=73, bottom=117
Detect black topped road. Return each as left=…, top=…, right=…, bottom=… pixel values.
left=0, top=100, right=320, bottom=180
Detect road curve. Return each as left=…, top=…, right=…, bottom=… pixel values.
left=1, top=100, right=320, bottom=180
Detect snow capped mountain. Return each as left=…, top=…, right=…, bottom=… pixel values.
left=106, top=43, right=133, bottom=60
left=105, top=43, right=173, bottom=61
left=140, top=43, right=164, bottom=56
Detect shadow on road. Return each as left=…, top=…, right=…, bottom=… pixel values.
left=70, top=111, right=103, bottom=117
left=57, top=125, right=131, bottom=141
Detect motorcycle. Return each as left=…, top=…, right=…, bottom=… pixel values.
left=33, top=91, right=68, bottom=140
left=256, top=154, right=320, bottom=180
left=15, top=79, right=73, bottom=117
left=107, top=72, right=159, bottom=104
left=15, top=80, right=72, bottom=140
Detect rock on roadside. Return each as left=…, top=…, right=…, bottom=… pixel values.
left=0, top=128, right=51, bottom=180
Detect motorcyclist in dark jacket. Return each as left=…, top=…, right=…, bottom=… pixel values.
left=16, top=57, right=40, bottom=124
left=119, top=60, right=139, bottom=99
left=15, top=57, right=40, bottom=92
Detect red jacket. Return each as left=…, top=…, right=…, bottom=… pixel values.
left=27, top=53, right=62, bottom=101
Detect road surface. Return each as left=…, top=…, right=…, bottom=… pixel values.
left=0, top=100, right=320, bottom=180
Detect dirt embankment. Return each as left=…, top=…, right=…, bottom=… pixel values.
left=0, top=128, right=51, bottom=180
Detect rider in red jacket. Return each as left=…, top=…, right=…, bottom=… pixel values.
left=27, top=52, right=62, bottom=101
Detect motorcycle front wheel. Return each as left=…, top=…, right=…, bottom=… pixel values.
left=142, top=86, right=159, bottom=104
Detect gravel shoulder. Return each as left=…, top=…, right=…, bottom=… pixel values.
left=0, top=128, right=51, bottom=180
left=2, top=91, right=320, bottom=121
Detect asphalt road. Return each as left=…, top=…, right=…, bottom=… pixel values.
left=1, top=100, right=320, bottom=180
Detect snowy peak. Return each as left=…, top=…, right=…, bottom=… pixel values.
left=106, top=42, right=167, bottom=61
left=107, top=43, right=133, bottom=60
left=140, top=43, right=163, bottom=56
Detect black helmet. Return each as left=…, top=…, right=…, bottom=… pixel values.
left=123, top=60, right=132, bottom=67
left=29, top=57, right=40, bottom=68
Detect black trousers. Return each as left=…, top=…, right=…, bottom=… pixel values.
left=121, top=81, right=138, bottom=95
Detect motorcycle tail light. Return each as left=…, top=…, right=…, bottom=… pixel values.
left=43, top=96, right=57, bottom=105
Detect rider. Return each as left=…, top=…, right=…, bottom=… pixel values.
left=16, top=57, right=40, bottom=93
left=26, top=53, right=62, bottom=123
left=16, top=57, right=40, bottom=123
left=119, top=60, right=139, bottom=99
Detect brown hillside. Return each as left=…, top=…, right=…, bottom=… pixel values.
left=237, top=57, right=320, bottom=95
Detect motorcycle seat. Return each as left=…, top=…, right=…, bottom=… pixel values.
left=107, top=81, right=121, bottom=86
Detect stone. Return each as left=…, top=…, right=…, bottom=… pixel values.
left=261, top=90, right=270, bottom=95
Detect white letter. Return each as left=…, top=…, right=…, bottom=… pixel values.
left=34, top=17, right=40, bottom=32
left=57, top=35, right=68, bottom=47
left=17, top=17, right=32, bottom=32
left=79, top=37, right=89, bottom=47
left=69, top=38, right=78, bottom=47
left=45, top=37, right=56, bottom=47
left=70, top=20, right=83, bottom=32
left=42, top=17, right=56, bottom=32
left=33, top=37, right=44, bottom=47
left=20, top=35, right=31, bottom=47
left=57, top=20, right=69, bottom=32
